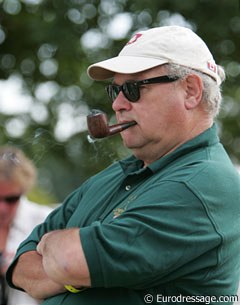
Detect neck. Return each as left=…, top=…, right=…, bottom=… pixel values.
left=139, top=120, right=213, bottom=167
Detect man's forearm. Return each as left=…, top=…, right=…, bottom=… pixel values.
left=12, top=250, right=66, bottom=299
left=37, top=228, right=91, bottom=287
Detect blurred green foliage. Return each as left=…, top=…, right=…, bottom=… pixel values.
left=0, top=0, right=240, bottom=202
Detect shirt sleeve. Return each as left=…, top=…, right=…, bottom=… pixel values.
left=80, top=181, right=221, bottom=289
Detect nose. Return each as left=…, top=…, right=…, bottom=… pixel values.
left=112, top=91, right=133, bottom=112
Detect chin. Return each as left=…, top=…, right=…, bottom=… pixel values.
left=122, top=138, right=142, bottom=150
left=121, top=132, right=135, bottom=146
left=121, top=128, right=146, bottom=150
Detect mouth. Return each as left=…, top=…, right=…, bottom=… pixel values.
left=87, top=109, right=136, bottom=139
left=119, top=120, right=137, bottom=129
left=108, top=120, right=137, bottom=137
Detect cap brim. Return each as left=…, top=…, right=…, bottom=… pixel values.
left=87, top=56, right=167, bottom=80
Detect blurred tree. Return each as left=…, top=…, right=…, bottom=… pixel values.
left=0, top=0, right=239, bottom=201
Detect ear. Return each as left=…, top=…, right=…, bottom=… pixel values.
left=184, top=74, right=203, bottom=110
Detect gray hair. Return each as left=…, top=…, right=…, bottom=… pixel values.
left=165, top=63, right=225, bottom=118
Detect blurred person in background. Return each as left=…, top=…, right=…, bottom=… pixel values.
left=0, top=146, right=52, bottom=305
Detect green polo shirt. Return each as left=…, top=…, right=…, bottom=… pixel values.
left=6, top=124, right=240, bottom=304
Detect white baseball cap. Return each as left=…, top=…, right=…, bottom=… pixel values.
left=87, top=26, right=223, bottom=85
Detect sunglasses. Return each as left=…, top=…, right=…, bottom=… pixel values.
left=0, top=194, right=21, bottom=205
left=106, top=75, right=180, bottom=103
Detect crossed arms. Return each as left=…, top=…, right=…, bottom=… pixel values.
left=11, top=228, right=91, bottom=299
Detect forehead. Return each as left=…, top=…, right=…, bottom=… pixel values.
left=113, top=65, right=168, bottom=83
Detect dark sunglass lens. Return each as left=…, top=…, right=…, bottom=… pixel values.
left=5, top=196, right=21, bottom=204
left=106, top=82, right=140, bottom=103
left=123, top=82, right=140, bottom=102
left=106, top=85, right=112, bottom=101
left=106, top=85, right=120, bottom=102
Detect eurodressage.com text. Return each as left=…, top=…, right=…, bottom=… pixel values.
left=143, top=293, right=239, bottom=304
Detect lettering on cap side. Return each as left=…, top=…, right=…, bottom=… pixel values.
left=207, top=61, right=217, bottom=73
left=126, top=33, right=143, bottom=45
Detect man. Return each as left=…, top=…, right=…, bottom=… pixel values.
left=0, top=146, right=52, bottom=305
left=6, top=26, right=240, bottom=304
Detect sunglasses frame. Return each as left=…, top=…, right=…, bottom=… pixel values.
left=0, top=194, right=21, bottom=205
left=106, top=75, right=180, bottom=103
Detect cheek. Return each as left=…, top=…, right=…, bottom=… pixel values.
left=138, top=100, right=174, bottom=127
left=134, top=85, right=186, bottom=131
left=0, top=205, right=18, bottom=227
left=142, top=103, right=186, bottom=140
left=7, top=203, right=19, bottom=217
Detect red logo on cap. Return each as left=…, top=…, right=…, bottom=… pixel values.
left=126, top=33, right=142, bottom=45
left=207, top=61, right=217, bottom=73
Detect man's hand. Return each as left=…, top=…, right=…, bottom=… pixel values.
left=12, top=251, right=66, bottom=300
left=37, top=228, right=90, bottom=287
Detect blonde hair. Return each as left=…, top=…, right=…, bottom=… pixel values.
left=0, top=146, right=37, bottom=193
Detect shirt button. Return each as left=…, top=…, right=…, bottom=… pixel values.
left=125, top=185, right=131, bottom=191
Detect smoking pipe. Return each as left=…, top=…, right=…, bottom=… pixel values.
left=87, top=109, right=136, bottom=139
